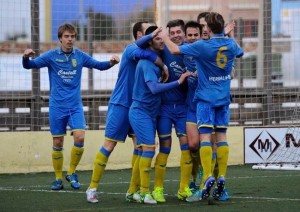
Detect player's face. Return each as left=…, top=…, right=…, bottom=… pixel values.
left=151, top=35, right=164, bottom=52
left=60, top=30, right=76, bottom=52
left=199, top=18, right=210, bottom=40
left=185, top=27, right=201, bottom=43
left=169, top=26, right=185, bottom=46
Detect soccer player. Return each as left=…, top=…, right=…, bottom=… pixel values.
left=22, top=23, right=120, bottom=190
left=152, top=19, right=192, bottom=203
left=85, top=22, right=168, bottom=203
left=160, top=12, right=243, bottom=200
left=129, top=25, right=191, bottom=204
left=182, top=21, right=202, bottom=193
left=188, top=12, right=236, bottom=202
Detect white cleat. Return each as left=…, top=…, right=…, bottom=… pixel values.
left=86, top=188, right=99, bottom=203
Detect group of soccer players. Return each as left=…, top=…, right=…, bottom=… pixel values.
left=85, top=11, right=243, bottom=204
left=22, top=10, right=243, bottom=205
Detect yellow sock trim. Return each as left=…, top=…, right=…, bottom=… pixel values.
left=179, top=150, right=192, bottom=191
left=200, top=145, right=212, bottom=181
left=217, top=145, right=229, bottom=177
left=139, top=157, right=152, bottom=194
left=127, top=155, right=141, bottom=193
left=154, top=152, right=169, bottom=188
left=68, top=146, right=84, bottom=175
left=52, top=149, right=63, bottom=180
left=89, top=151, right=108, bottom=189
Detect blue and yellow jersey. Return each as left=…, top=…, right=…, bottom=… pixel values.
left=131, top=59, right=162, bottom=118
left=179, top=34, right=243, bottom=106
left=109, top=43, right=157, bottom=108
left=161, top=47, right=187, bottom=105
left=24, top=48, right=111, bottom=108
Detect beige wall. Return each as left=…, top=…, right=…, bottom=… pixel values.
left=0, top=127, right=244, bottom=174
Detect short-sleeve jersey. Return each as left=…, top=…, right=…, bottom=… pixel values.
left=179, top=34, right=243, bottom=106
left=29, top=48, right=111, bottom=108
left=161, top=47, right=187, bottom=104
left=131, top=59, right=162, bottom=118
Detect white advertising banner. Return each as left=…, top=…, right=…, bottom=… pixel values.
left=244, top=127, right=300, bottom=164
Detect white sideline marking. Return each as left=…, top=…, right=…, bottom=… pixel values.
left=0, top=187, right=299, bottom=202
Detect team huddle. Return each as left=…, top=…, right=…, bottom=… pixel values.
left=22, top=11, right=243, bottom=205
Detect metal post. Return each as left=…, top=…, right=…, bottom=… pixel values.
left=263, top=0, right=273, bottom=125
left=31, top=0, right=41, bottom=131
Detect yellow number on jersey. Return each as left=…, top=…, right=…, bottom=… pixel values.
left=216, top=46, right=228, bottom=68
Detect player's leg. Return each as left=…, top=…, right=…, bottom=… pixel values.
left=175, top=110, right=193, bottom=201
left=213, top=105, right=230, bottom=200
left=129, top=108, right=157, bottom=204
left=49, top=106, right=68, bottom=190
left=66, top=107, right=86, bottom=189
left=86, top=104, right=130, bottom=203
left=197, top=103, right=216, bottom=200
left=153, top=111, right=172, bottom=203
left=186, top=108, right=200, bottom=192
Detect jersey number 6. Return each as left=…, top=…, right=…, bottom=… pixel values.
left=216, top=46, right=228, bottom=69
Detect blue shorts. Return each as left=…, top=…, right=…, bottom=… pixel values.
left=186, top=107, right=197, bottom=125
left=105, top=103, right=134, bottom=142
left=49, top=105, right=86, bottom=137
left=157, top=104, right=187, bottom=141
left=196, top=103, right=230, bottom=134
left=129, top=108, right=156, bottom=147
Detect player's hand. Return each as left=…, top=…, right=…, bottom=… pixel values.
left=161, top=65, right=169, bottom=83
left=152, top=27, right=163, bottom=38
left=110, top=55, right=120, bottom=66
left=23, top=49, right=35, bottom=58
left=178, top=71, right=191, bottom=85
left=224, top=20, right=235, bottom=37
left=191, top=70, right=198, bottom=77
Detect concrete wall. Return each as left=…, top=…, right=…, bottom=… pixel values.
left=0, top=127, right=244, bottom=174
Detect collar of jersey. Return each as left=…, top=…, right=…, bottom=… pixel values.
left=211, top=33, right=226, bottom=39
left=57, top=47, right=76, bottom=55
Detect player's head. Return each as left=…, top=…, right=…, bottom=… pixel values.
left=57, top=23, right=77, bottom=42
left=197, top=12, right=210, bottom=40
left=166, top=19, right=185, bottom=46
left=145, top=26, right=164, bottom=52
left=184, top=21, right=202, bottom=43
left=206, top=12, right=225, bottom=35
left=132, top=21, right=151, bottom=40
left=57, top=23, right=77, bottom=51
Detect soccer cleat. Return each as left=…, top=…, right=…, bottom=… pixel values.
left=186, top=189, right=202, bottom=202
left=132, top=192, right=141, bottom=202
left=65, top=173, right=80, bottom=189
left=218, top=188, right=229, bottom=201
left=189, top=181, right=199, bottom=193
left=139, top=192, right=157, bottom=204
left=212, top=176, right=225, bottom=200
left=126, top=192, right=138, bottom=202
left=201, top=176, right=215, bottom=200
left=177, top=186, right=193, bottom=201
left=152, top=187, right=166, bottom=203
left=86, top=188, right=99, bottom=203
left=51, top=179, right=64, bottom=190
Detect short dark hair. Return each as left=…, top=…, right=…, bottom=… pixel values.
left=166, top=19, right=185, bottom=32
left=132, top=21, right=149, bottom=40
left=145, top=25, right=158, bottom=36
left=206, top=12, right=224, bottom=34
left=57, top=23, right=77, bottom=39
left=197, top=12, right=210, bottom=23
left=184, top=21, right=202, bottom=35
